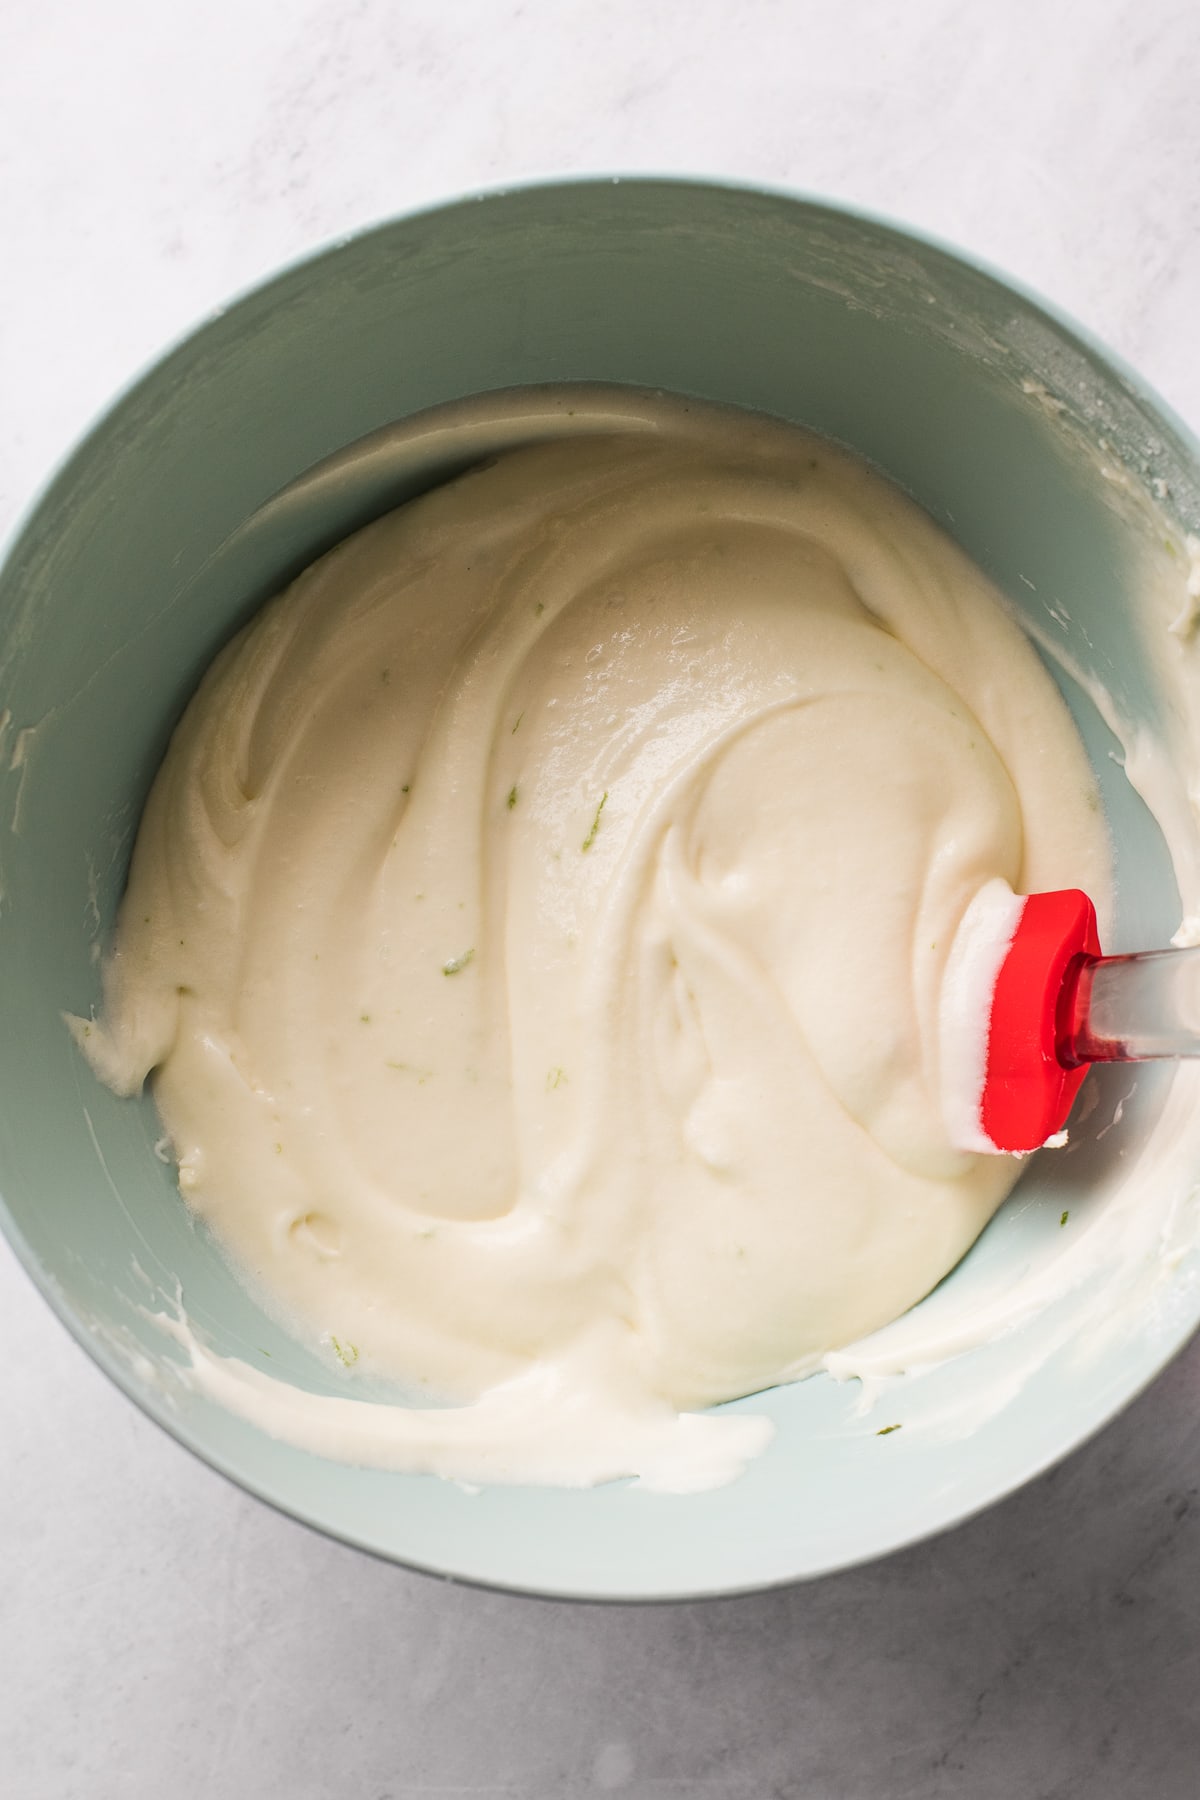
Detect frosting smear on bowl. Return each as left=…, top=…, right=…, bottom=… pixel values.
left=74, top=392, right=1112, bottom=1490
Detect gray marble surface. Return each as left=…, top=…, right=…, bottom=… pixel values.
left=5, top=3, right=1200, bottom=1794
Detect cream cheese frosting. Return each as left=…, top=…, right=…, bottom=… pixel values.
left=74, top=391, right=1115, bottom=1490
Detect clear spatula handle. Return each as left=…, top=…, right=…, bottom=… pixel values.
left=1062, top=945, right=1200, bottom=1065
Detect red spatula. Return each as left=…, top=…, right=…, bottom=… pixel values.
left=946, top=887, right=1198, bottom=1155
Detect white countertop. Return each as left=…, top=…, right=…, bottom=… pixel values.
left=5, top=3, right=1200, bottom=1795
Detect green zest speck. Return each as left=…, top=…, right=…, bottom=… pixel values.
left=876, top=1423, right=902, bottom=1436
left=507, top=785, right=518, bottom=810
left=386, top=1061, right=433, bottom=1084
left=582, top=791, right=609, bottom=852
left=546, top=1067, right=567, bottom=1091
left=442, top=948, right=476, bottom=976
left=330, top=1336, right=359, bottom=1367
left=1060, top=1210, right=1069, bottom=1227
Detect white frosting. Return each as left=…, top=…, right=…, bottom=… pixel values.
left=939, top=879, right=1027, bottom=1154
left=72, top=391, right=1120, bottom=1490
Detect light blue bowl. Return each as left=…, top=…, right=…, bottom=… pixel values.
left=2, top=178, right=1198, bottom=1600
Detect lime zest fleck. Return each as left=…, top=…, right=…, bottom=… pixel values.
left=534, top=601, right=545, bottom=616
left=442, top=948, right=475, bottom=976
left=582, top=791, right=609, bottom=852
left=512, top=711, right=524, bottom=735
left=330, top=1336, right=359, bottom=1367
left=360, top=1012, right=371, bottom=1023
left=876, top=1423, right=902, bottom=1436
left=401, top=783, right=411, bottom=794
left=546, top=1067, right=568, bottom=1091
left=506, top=785, right=518, bottom=811
left=1060, top=1210, right=1070, bottom=1227
left=386, top=1060, right=433, bottom=1084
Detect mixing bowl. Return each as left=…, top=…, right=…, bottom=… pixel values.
left=2, top=177, right=1199, bottom=1600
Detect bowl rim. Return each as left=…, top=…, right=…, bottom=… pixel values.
left=3, top=170, right=1200, bottom=1603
